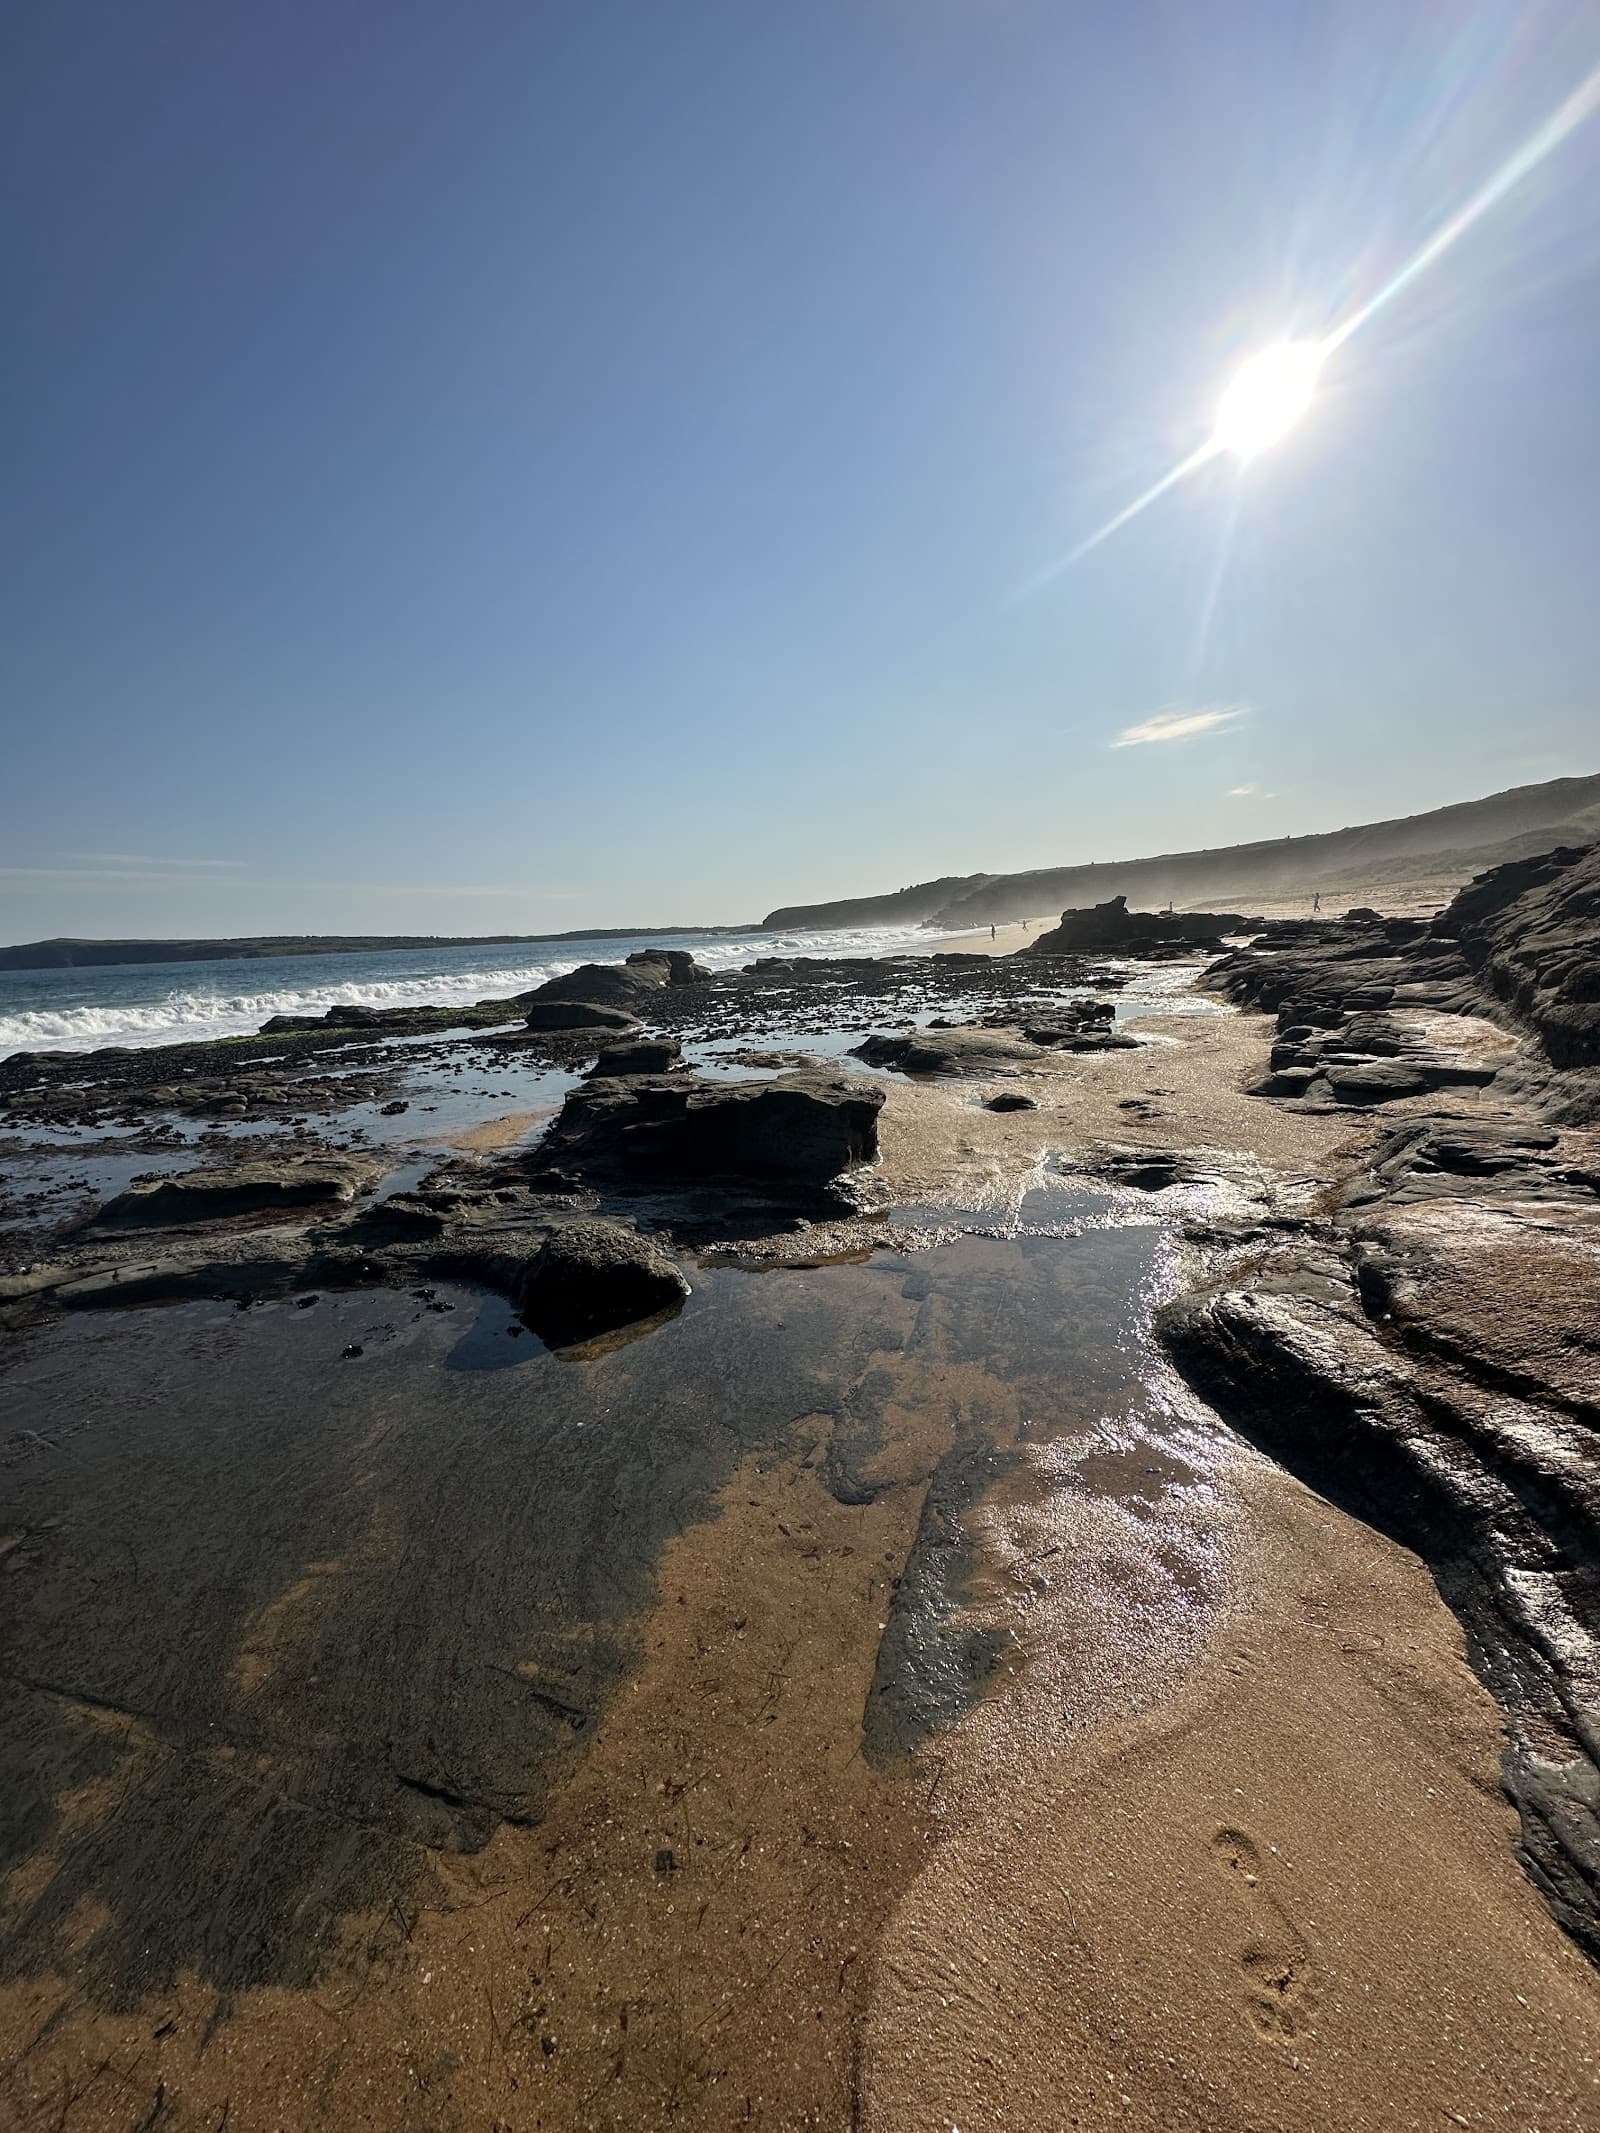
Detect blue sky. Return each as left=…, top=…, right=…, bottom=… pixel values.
left=4, top=0, right=1599, bottom=938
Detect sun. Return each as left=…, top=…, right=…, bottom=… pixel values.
left=1213, top=340, right=1324, bottom=460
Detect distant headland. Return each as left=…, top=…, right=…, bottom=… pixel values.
left=0, top=926, right=762, bottom=973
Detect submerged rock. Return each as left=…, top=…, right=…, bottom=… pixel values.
left=518, top=1219, right=691, bottom=1347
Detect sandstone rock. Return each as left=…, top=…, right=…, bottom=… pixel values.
left=624, top=948, right=715, bottom=985
left=529, top=951, right=713, bottom=1013
left=1438, top=842, right=1600, bottom=1069
left=1021, top=896, right=1255, bottom=955
left=96, top=1158, right=368, bottom=1226
left=1020, top=1020, right=1139, bottom=1052
left=587, top=1037, right=682, bottom=1078
left=1322, top=1060, right=1432, bottom=1104
left=537, top=1069, right=882, bottom=1187
left=851, top=1028, right=1038, bottom=1077
left=518, top=1220, right=690, bottom=1347
left=524, top=1000, right=640, bottom=1033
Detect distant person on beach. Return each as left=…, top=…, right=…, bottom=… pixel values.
left=1313, top=892, right=1321, bottom=914
left=990, top=924, right=996, bottom=940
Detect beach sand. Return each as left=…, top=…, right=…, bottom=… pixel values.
left=864, top=1449, right=1600, bottom=2131
left=934, top=914, right=1061, bottom=955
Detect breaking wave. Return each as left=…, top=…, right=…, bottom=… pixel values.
left=0, top=924, right=957, bottom=1057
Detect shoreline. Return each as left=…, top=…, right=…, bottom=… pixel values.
left=3, top=882, right=1599, bottom=2128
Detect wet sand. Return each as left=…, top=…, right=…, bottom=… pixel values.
left=444, top=1105, right=561, bottom=1154
left=3, top=967, right=1599, bottom=2127
left=867, top=1454, right=1600, bottom=2131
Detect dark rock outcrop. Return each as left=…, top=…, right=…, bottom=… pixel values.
left=1162, top=850, right=1600, bottom=1957
left=1160, top=1207, right=1600, bottom=1959
left=528, top=950, right=714, bottom=1013
left=850, top=1028, right=1042, bottom=1078
left=1204, top=854, right=1600, bottom=1112
left=518, top=1220, right=691, bottom=1347
left=94, top=1157, right=370, bottom=1227
left=587, top=1036, right=682, bottom=1078
left=852, top=1002, right=1135, bottom=1078
left=525, top=1000, right=640, bottom=1033
left=1021, top=896, right=1256, bottom=956
left=535, top=1069, right=883, bottom=1189
left=1439, top=842, right=1600, bottom=1069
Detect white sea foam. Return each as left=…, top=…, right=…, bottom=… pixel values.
left=0, top=924, right=957, bottom=1057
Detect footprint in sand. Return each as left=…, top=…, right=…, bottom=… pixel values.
left=1211, top=1826, right=1322, bottom=2045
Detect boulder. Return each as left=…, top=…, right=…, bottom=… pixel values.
left=524, top=1000, right=640, bottom=1033
left=537, top=1069, right=883, bottom=1187
left=529, top=951, right=714, bottom=1013
left=624, top=948, right=715, bottom=985
left=587, top=1036, right=683, bottom=1078
left=96, top=1157, right=368, bottom=1226
left=985, top=1092, right=1037, bottom=1112
left=518, top=1220, right=690, bottom=1347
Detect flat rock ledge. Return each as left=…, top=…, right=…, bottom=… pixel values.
left=851, top=1002, right=1135, bottom=1079
left=94, top=1156, right=374, bottom=1226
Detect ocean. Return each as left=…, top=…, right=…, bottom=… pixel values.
left=0, top=924, right=960, bottom=1058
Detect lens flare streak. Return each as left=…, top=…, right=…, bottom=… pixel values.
left=1030, top=57, right=1600, bottom=584
left=1019, top=440, right=1220, bottom=591
left=1324, top=58, right=1600, bottom=354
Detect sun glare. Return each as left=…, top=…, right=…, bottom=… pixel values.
left=1212, top=340, right=1324, bottom=460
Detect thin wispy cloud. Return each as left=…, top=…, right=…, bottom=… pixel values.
left=3, top=865, right=248, bottom=887
left=64, top=852, right=245, bottom=869
left=3, top=866, right=580, bottom=898
left=1227, top=784, right=1258, bottom=796
left=1110, top=704, right=1247, bottom=749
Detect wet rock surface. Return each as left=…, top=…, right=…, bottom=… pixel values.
left=517, top=1218, right=692, bottom=1347
left=587, top=1035, right=683, bottom=1077
left=1446, top=841, right=1600, bottom=1069
left=1159, top=847, right=1600, bottom=1956
left=0, top=1206, right=1179, bottom=2033
left=533, top=1066, right=884, bottom=1192
left=851, top=999, right=1135, bottom=1078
